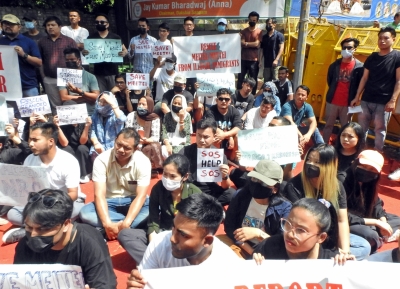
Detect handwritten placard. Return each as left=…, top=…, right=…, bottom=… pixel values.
left=0, top=264, right=84, bottom=289
left=57, top=68, right=83, bottom=88
left=196, top=148, right=223, bottom=182
left=126, top=73, right=149, bottom=90
left=84, top=39, right=123, bottom=63
left=238, top=126, right=301, bottom=167
left=16, top=95, right=51, bottom=117
left=0, top=164, right=49, bottom=206
left=56, top=104, right=88, bottom=126
left=0, top=45, right=22, bottom=100
left=152, top=44, right=172, bottom=58
left=134, top=38, right=153, bottom=53
left=196, top=73, right=236, bottom=97
left=0, top=96, right=8, bottom=136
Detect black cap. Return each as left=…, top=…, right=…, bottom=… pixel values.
left=22, top=12, right=37, bottom=21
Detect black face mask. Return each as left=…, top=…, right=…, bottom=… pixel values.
left=25, top=230, right=58, bottom=253
left=354, top=167, right=379, bottom=183
left=249, top=21, right=256, bottom=27
left=138, top=27, right=147, bottom=35
left=66, top=61, right=79, bottom=69
left=266, top=26, right=273, bottom=32
left=174, top=86, right=183, bottom=93
left=137, top=107, right=149, bottom=116
left=96, top=24, right=107, bottom=31
left=304, top=163, right=320, bottom=179
left=172, top=105, right=182, bottom=114
left=249, top=180, right=274, bottom=199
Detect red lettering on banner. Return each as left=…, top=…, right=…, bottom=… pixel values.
left=306, top=284, right=323, bottom=289
left=177, top=64, right=191, bottom=71
left=0, top=75, right=7, bottom=92
left=253, top=285, right=266, bottom=289
left=289, top=283, right=302, bottom=289
left=0, top=53, right=3, bottom=70
left=234, top=286, right=248, bottom=289
left=200, top=43, right=217, bottom=50
left=326, top=284, right=342, bottom=289
left=267, top=285, right=284, bottom=289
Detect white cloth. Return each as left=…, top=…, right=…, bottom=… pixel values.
left=244, top=107, right=277, bottom=130
left=326, top=0, right=342, bottom=14
left=168, top=94, right=189, bottom=145
left=349, top=2, right=364, bottom=14
left=139, top=231, right=240, bottom=270
left=153, top=67, right=176, bottom=102
left=61, top=26, right=89, bottom=65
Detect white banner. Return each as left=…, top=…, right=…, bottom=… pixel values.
left=196, top=73, right=236, bottom=97
left=0, top=96, right=9, bottom=136
left=0, top=45, right=22, bottom=100
left=83, top=39, right=123, bottom=63
left=152, top=43, right=172, bottom=58
left=56, top=104, right=88, bottom=126
left=0, top=164, right=49, bottom=206
left=16, top=94, right=52, bottom=117
left=126, top=73, right=149, bottom=90
left=142, top=259, right=400, bottom=289
left=238, top=126, right=301, bottom=167
left=172, top=34, right=241, bottom=78
left=57, top=68, right=83, bottom=88
left=196, top=148, right=223, bottom=182
left=0, top=264, right=84, bottom=289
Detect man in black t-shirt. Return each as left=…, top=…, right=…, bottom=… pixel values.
left=350, top=27, right=400, bottom=152
left=273, top=66, right=293, bottom=107
left=231, top=77, right=256, bottom=121
left=161, top=74, right=194, bottom=115
left=14, top=189, right=117, bottom=289
left=111, top=73, right=145, bottom=115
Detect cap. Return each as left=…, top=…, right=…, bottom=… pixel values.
left=22, top=12, right=37, bottom=21
left=247, top=160, right=283, bottom=186
left=166, top=53, right=177, bottom=63
left=174, top=74, right=186, bottom=84
left=1, top=14, right=21, bottom=25
left=218, top=18, right=227, bottom=25
left=358, top=150, right=384, bottom=173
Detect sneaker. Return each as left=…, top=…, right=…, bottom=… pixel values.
left=2, top=228, right=26, bottom=244
left=388, top=168, right=400, bottom=181
left=80, top=174, right=91, bottom=184
left=0, top=217, right=9, bottom=226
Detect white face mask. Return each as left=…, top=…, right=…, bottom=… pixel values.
left=162, top=176, right=182, bottom=191
left=341, top=49, right=353, bottom=59
left=263, top=91, right=273, bottom=97
left=165, top=62, right=175, bottom=71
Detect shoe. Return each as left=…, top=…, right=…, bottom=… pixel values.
left=2, top=228, right=26, bottom=244
left=388, top=168, right=400, bottom=181
left=80, top=174, right=91, bottom=184
left=0, top=217, right=8, bottom=226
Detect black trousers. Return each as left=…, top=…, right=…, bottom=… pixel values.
left=118, top=228, right=148, bottom=265
left=237, top=60, right=259, bottom=95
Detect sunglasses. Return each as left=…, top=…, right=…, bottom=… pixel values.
left=342, top=46, right=354, bottom=50
left=28, top=192, right=60, bottom=208
left=218, top=97, right=230, bottom=102
left=95, top=20, right=108, bottom=25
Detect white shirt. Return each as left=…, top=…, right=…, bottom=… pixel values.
left=244, top=107, right=277, bottom=130
left=61, top=26, right=90, bottom=65
left=153, top=67, right=176, bottom=102
left=139, top=231, right=240, bottom=270
left=154, top=39, right=173, bottom=63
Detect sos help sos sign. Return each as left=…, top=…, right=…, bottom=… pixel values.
left=197, top=148, right=224, bottom=182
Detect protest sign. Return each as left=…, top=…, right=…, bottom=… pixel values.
left=142, top=259, right=400, bottom=289
left=0, top=45, right=22, bottom=100
left=0, top=264, right=84, bottom=289
left=0, top=96, right=8, bottom=136
left=126, top=73, right=149, bottom=90
left=152, top=43, right=172, bottom=58
left=238, top=126, right=301, bottom=167
left=56, top=104, right=88, bottom=126
left=57, top=68, right=83, bottom=88
left=84, top=39, right=123, bottom=63
left=196, top=73, right=235, bottom=97
left=16, top=95, right=52, bottom=117
left=133, top=38, right=153, bottom=53
left=172, top=34, right=241, bottom=77
left=196, top=148, right=223, bottom=182
left=0, top=164, right=49, bottom=206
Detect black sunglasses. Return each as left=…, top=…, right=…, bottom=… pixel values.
left=28, top=192, right=60, bottom=208
left=95, top=20, right=108, bottom=25
left=342, top=46, right=354, bottom=50
left=218, top=97, right=230, bottom=102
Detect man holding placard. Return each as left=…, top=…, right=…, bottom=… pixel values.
left=153, top=22, right=173, bottom=63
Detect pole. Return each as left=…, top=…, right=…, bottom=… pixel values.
left=293, top=0, right=312, bottom=88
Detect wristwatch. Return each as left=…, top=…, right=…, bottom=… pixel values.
left=80, top=90, right=85, bottom=96
left=222, top=175, right=229, bottom=180
left=23, top=53, right=29, bottom=59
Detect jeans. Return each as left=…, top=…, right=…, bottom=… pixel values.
left=79, top=196, right=149, bottom=228
left=358, top=101, right=391, bottom=152
left=349, top=233, right=371, bottom=260
left=322, top=102, right=349, bottom=143
left=237, top=60, right=259, bottom=95
left=298, top=126, right=325, bottom=145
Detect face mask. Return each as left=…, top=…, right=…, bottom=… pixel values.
left=249, top=180, right=274, bottom=199
left=65, top=61, right=79, bottom=69
left=97, top=104, right=112, bottom=117
left=341, top=49, right=353, bottom=59
left=25, top=229, right=60, bottom=253
left=137, top=106, right=149, bottom=116
left=96, top=24, right=107, bottom=31
left=172, top=105, right=182, bottom=114
left=304, top=163, right=320, bottom=179
left=266, top=25, right=273, bottom=32
left=162, top=176, right=182, bottom=191
left=217, top=25, right=226, bottom=32
left=249, top=21, right=256, bottom=27
left=174, top=85, right=183, bottom=93
left=165, top=62, right=175, bottom=71
left=25, top=22, right=35, bottom=29
left=263, top=91, right=273, bottom=97
left=354, top=167, right=379, bottom=183
left=138, top=27, right=147, bottom=35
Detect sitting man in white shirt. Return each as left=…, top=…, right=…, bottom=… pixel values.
left=126, top=193, right=240, bottom=289
left=244, top=95, right=277, bottom=129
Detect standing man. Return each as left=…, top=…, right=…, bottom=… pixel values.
left=37, top=16, right=78, bottom=113
left=238, top=11, right=262, bottom=95
left=322, top=38, right=363, bottom=144
left=182, top=16, right=196, bottom=95
left=128, top=17, right=157, bottom=74
left=273, top=66, right=293, bottom=107
left=350, top=27, right=400, bottom=152
left=259, top=18, right=284, bottom=82
left=386, top=12, right=400, bottom=30
left=153, top=22, right=173, bottom=63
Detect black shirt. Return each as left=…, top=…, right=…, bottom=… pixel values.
left=231, top=90, right=255, bottom=117
left=0, top=140, right=31, bottom=165
left=274, top=79, right=293, bottom=107
left=261, top=30, right=284, bottom=68
left=14, top=224, right=117, bottom=289
left=161, top=89, right=194, bottom=106
left=60, top=124, right=91, bottom=149
left=115, top=90, right=145, bottom=114
left=203, top=105, right=242, bottom=131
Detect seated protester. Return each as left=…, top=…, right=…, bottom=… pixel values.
left=79, top=128, right=151, bottom=240
left=273, top=66, right=294, bottom=107
left=178, top=118, right=235, bottom=206
left=280, top=84, right=324, bottom=147
left=203, top=88, right=242, bottom=160
left=368, top=235, right=400, bottom=262
left=222, top=160, right=292, bottom=259
left=126, top=194, right=240, bottom=288
left=282, top=144, right=371, bottom=260
left=254, top=81, right=281, bottom=115
left=125, top=96, right=163, bottom=173
left=111, top=73, right=145, bottom=115
left=244, top=95, right=277, bottom=130
left=3, top=122, right=85, bottom=244
left=0, top=123, right=31, bottom=165
left=14, top=189, right=117, bottom=289
left=231, top=77, right=256, bottom=122
left=253, top=198, right=355, bottom=265
left=161, top=94, right=192, bottom=159
left=58, top=47, right=100, bottom=116
left=118, top=154, right=202, bottom=265
left=343, top=150, right=400, bottom=254
left=90, top=91, right=126, bottom=160
left=161, top=74, right=194, bottom=116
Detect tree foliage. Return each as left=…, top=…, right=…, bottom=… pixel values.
left=6, top=0, right=114, bottom=13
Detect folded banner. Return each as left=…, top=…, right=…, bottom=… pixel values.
left=56, top=103, right=88, bottom=126
left=173, top=34, right=241, bottom=78
left=238, top=125, right=301, bottom=167
left=84, top=39, right=123, bottom=63
left=0, top=45, right=22, bottom=100
left=0, top=264, right=84, bottom=289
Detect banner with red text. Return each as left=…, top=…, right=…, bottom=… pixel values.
left=172, top=34, right=241, bottom=78
left=142, top=259, right=400, bottom=289
left=0, top=45, right=22, bottom=100
left=129, top=0, right=284, bottom=19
